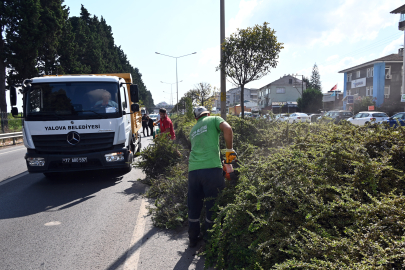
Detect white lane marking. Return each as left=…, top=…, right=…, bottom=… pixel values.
left=0, top=171, right=29, bottom=187
left=0, top=146, right=26, bottom=156
left=45, top=221, right=61, bottom=226
left=123, top=198, right=148, bottom=270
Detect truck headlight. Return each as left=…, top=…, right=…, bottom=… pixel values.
left=27, top=157, right=45, bottom=166
left=105, top=152, right=125, bottom=162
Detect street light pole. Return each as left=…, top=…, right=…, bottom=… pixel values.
left=161, top=80, right=182, bottom=107
left=220, top=0, right=226, bottom=120
left=155, top=52, right=197, bottom=113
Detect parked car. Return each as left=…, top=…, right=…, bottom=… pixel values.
left=149, top=114, right=158, bottom=122
left=379, top=112, right=405, bottom=128
left=308, top=114, right=322, bottom=122
left=274, top=113, right=289, bottom=122
left=318, top=110, right=353, bottom=123
left=287, top=113, right=310, bottom=123
left=239, top=111, right=253, bottom=117
left=347, top=111, right=389, bottom=126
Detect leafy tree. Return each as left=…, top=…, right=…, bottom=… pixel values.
left=193, top=82, right=212, bottom=107
left=354, top=96, right=375, bottom=114
left=310, top=63, right=322, bottom=91
left=297, top=88, right=323, bottom=113
left=185, top=97, right=194, bottom=121
left=36, top=0, right=67, bottom=76
left=1, top=0, right=17, bottom=129
left=2, top=2, right=155, bottom=119
left=4, top=0, right=41, bottom=86
left=217, top=22, right=283, bottom=118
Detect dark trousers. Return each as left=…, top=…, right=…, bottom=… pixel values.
left=142, top=125, right=148, bottom=136
left=148, top=125, right=153, bottom=135
left=188, top=168, right=225, bottom=241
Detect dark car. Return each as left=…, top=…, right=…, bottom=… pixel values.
left=318, top=110, right=353, bottom=124
left=379, top=112, right=405, bottom=128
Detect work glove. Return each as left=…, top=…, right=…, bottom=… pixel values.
left=225, top=149, right=237, bottom=164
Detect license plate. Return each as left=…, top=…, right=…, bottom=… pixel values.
left=62, top=157, right=87, bottom=163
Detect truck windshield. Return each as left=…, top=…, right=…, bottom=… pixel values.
left=26, top=82, right=120, bottom=120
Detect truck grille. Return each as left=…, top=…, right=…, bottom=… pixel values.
left=31, top=132, right=115, bottom=155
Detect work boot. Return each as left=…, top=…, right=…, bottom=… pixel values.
left=195, top=242, right=206, bottom=256
left=188, top=233, right=203, bottom=248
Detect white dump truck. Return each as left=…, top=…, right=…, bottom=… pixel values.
left=9, top=73, right=143, bottom=178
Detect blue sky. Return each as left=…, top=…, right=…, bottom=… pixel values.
left=61, top=0, right=404, bottom=105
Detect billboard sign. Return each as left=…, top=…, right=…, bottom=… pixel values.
left=351, top=78, right=366, bottom=88
left=401, top=94, right=405, bottom=102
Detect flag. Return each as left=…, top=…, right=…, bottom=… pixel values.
left=330, top=84, right=337, bottom=91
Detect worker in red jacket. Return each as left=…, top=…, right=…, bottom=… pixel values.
left=158, top=108, right=175, bottom=140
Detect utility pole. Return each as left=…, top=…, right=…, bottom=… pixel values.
left=220, top=0, right=226, bottom=120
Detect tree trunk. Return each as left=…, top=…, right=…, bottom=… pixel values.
left=240, top=84, right=245, bottom=118
left=0, top=32, right=8, bottom=133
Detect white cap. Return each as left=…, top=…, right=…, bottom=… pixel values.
left=193, top=106, right=209, bottom=118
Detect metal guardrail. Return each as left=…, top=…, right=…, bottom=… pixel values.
left=0, top=132, right=23, bottom=145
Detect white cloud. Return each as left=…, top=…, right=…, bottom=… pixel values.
left=326, top=55, right=339, bottom=62
left=227, top=0, right=262, bottom=34
left=292, top=51, right=298, bottom=58
left=381, top=35, right=403, bottom=56
left=311, top=0, right=402, bottom=46
left=199, top=46, right=220, bottom=66
left=319, top=56, right=365, bottom=76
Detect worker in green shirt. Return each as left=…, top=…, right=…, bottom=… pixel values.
left=188, top=106, right=235, bottom=248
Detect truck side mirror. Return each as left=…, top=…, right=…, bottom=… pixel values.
left=131, top=103, right=140, bottom=112
left=23, top=85, right=31, bottom=93
left=130, top=84, right=139, bottom=103
left=11, top=107, right=18, bottom=117
left=9, top=86, right=17, bottom=106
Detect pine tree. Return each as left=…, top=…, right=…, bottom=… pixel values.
left=36, top=0, right=67, bottom=75
left=310, top=63, right=322, bottom=91
left=5, top=0, right=42, bottom=85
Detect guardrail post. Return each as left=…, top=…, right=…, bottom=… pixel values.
left=13, top=138, right=16, bottom=145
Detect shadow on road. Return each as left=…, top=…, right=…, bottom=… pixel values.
left=0, top=170, right=124, bottom=220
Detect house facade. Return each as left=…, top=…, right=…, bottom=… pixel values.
left=226, top=87, right=258, bottom=107
left=257, top=75, right=306, bottom=113
left=338, top=50, right=404, bottom=114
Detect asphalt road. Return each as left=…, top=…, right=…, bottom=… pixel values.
left=0, top=145, right=27, bottom=182
left=0, top=135, right=208, bottom=270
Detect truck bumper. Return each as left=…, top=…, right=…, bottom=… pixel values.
left=25, top=146, right=130, bottom=173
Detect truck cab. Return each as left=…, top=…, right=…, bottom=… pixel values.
left=9, top=73, right=142, bottom=177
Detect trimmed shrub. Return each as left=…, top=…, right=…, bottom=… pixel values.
left=137, top=114, right=405, bottom=269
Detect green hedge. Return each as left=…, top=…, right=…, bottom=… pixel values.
left=0, top=114, right=23, bottom=133
left=136, top=115, right=405, bottom=269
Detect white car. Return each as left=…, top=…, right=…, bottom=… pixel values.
left=149, top=114, right=158, bottom=122
left=347, top=111, right=389, bottom=126
left=239, top=111, right=252, bottom=117
left=287, top=113, right=310, bottom=123
left=274, top=113, right=289, bottom=122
